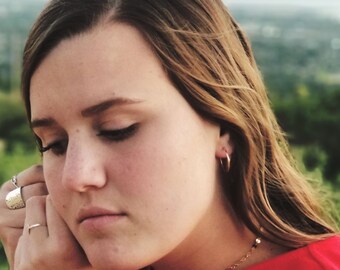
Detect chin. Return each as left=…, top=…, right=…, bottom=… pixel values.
left=85, top=245, right=150, bottom=270
left=89, top=258, right=147, bottom=270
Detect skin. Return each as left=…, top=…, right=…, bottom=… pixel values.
left=1, top=22, right=287, bottom=270
left=0, top=166, right=49, bottom=269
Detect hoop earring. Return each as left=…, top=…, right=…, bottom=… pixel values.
left=219, top=151, right=231, bottom=173
left=225, top=152, right=231, bottom=172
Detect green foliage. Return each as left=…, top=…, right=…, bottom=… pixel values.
left=232, top=6, right=340, bottom=97
left=273, top=90, right=340, bottom=183
left=0, top=92, right=36, bottom=153
left=0, top=242, right=7, bottom=270
left=0, top=261, right=8, bottom=270
left=292, top=147, right=340, bottom=228
left=0, top=0, right=48, bottom=93
left=0, top=145, right=40, bottom=183
left=302, top=145, right=327, bottom=172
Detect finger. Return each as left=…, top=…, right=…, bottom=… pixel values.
left=0, top=208, right=25, bottom=228
left=45, top=196, right=72, bottom=239
left=23, top=196, right=48, bottom=240
left=14, top=196, right=48, bottom=270
left=1, top=165, right=44, bottom=192
left=0, top=188, right=26, bottom=228
left=2, top=228, right=22, bottom=269
left=16, top=164, right=45, bottom=187
left=0, top=183, right=47, bottom=229
left=45, top=196, right=90, bottom=266
left=21, top=182, right=48, bottom=203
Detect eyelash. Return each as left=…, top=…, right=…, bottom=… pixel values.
left=38, top=124, right=138, bottom=156
left=39, top=140, right=68, bottom=156
left=97, top=124, right=138, bottom=141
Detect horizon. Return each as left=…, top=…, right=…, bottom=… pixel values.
left=224, top=0, right=340, bottom=5
left=223, top=0, right=340, bottom=19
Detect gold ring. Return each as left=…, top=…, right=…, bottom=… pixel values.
left=11, top=175, right=19, bottom=188
left=27, top=223, right=46, bottom=234
left=5, top=187, right=25, bottom=210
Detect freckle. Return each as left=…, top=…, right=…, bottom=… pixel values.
left=62, top=204, right=66, bottom=209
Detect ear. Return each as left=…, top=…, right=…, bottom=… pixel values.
left=215, top=132, right=234, bottom=158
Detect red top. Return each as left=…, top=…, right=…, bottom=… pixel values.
left=247, top=236, right=340, bottom=270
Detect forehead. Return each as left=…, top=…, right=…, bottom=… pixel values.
left=29, top=22, right=170, bottom=119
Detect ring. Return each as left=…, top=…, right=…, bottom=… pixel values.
left=11, top=175, right=19, bottom=188
left=5, top=187, right=25, bottom=210
left=27, top=224, right=46, bottom=234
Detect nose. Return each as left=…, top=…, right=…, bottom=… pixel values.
left=62, top=138, right=107, bottom=192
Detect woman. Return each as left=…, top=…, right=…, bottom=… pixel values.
left=0, top=0, right=339, bottom=269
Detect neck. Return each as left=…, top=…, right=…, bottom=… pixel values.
left=151, top=193, right=257, bottom=270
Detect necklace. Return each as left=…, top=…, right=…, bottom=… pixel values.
left=145, top=236, right=262, bottom=270
left=225, top=237, right=262, bottom=270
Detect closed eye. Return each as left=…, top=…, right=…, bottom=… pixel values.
left=39, top=139, right=68, bottom=156
left=97, top=124, right=138, bottom=142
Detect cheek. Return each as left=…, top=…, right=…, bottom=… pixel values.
left=110, top=128, right=187, bottom=198
left=111, top=121, right=216, bottom=218
left=43, top=160, right=67, bottom=211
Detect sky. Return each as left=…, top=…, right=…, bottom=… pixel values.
left=223, top=0, right=340, bottom=19
left=223, top=0, right=340, bottom=6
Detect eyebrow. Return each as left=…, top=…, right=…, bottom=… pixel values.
left=81, top=97, right=143, bottom=117
left=31, top=118, right=56, bottom=129
left=30, top=97, right=143, bottom=129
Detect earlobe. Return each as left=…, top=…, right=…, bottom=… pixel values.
left=216, top=133, right=233, bottom=173
left=215, top=132, right=233, bottom=158
left=219, top=148, right=231, bottom=173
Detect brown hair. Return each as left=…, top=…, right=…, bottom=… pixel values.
left=22, top=0, right=337, bottom=248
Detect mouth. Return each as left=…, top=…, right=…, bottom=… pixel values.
left=77, top=207, right=127, bottom=224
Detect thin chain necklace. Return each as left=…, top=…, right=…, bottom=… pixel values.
left=225, top=236, right=262, bottom=270
left=145, top=236, right=262, bottom=270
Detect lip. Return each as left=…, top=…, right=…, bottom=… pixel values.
left=77, top=206, right=127, bottom=224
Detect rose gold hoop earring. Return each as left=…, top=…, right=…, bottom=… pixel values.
left=219, top=150, right=231, bottom=173
left=225, top=152, right=231, bottom=173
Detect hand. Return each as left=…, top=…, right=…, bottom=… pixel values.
left=0, top=165, right=47, bottom=269
left=14, top=195, right=92, bottom=270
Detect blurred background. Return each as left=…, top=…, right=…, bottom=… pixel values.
left=0, top=0, right=339, bottom=268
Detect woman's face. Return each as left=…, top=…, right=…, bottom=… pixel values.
left=30, top=23, right=227, bottom=269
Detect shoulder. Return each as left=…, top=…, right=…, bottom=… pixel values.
left=247, top=236, right=340, bottom=270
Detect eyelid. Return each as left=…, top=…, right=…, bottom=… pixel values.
left=33, top=129, right=65, bottom=147
left=38, top=138, right=68, bottom=156
left=39, top=143, right=55, bottom=153
left=97, top=123, right=139, bottom=141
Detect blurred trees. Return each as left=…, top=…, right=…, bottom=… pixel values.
left=231, top=5, right=340, bottom=185
left=0, top=93, right=35, bottom=152
left=273, top=88, right=340, bottom=184
left=0, top=0, right=47, bottom=92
